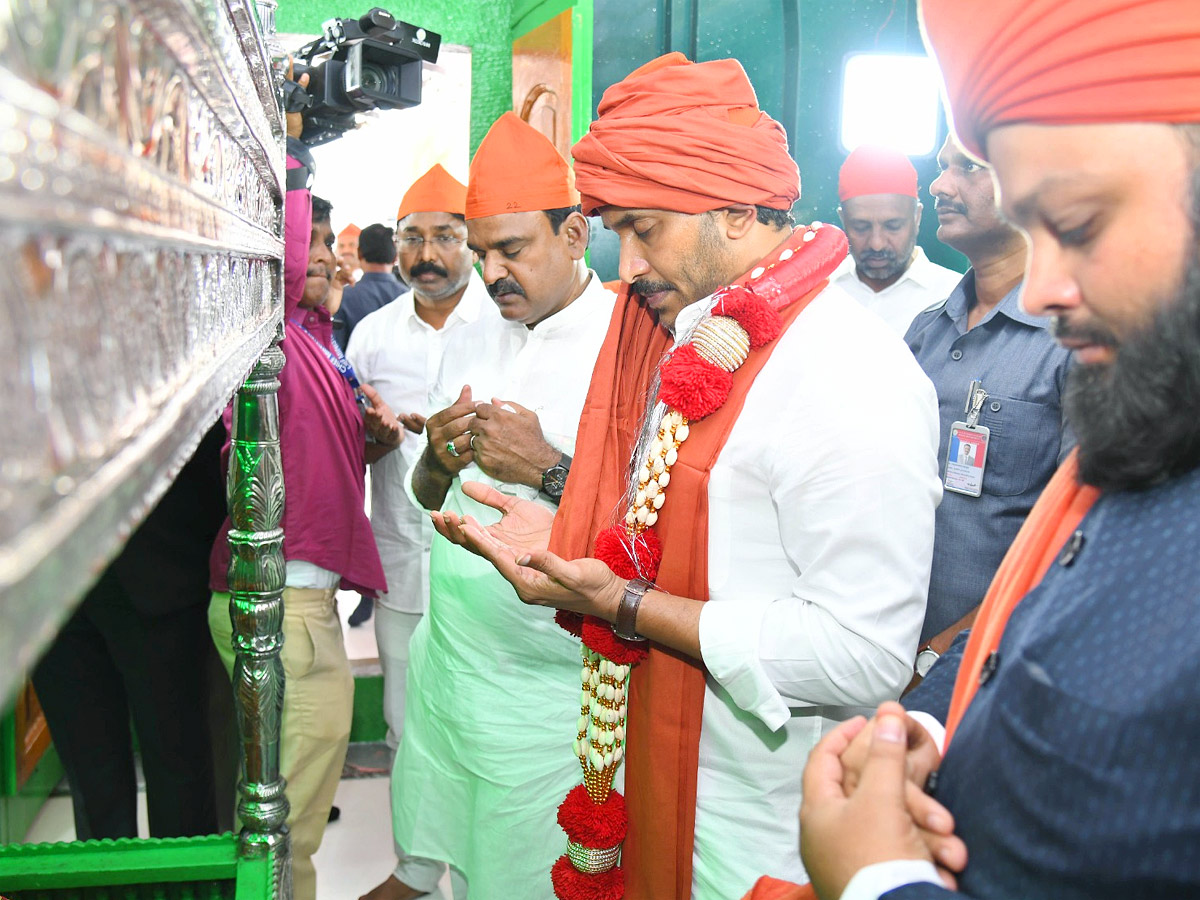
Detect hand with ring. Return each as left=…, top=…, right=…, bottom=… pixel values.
left=424, top=385, right=477, bottom=476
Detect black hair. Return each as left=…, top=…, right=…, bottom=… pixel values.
left=311, top=194, right=333, bottom=224
left=358, top=223, right=397, bottom=264
left=544, top=205, right=582, bottom=234
left=755, top=205, right=795, bottom=229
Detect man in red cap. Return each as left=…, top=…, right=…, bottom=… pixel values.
left=349, top=162, right=501, bottom=900
left=832, top=145, right=960, bottom=334
left=386, top=114, right=617, bottom=900
left=434, top=55, right=941, bottom=899
left=789, top=1, right=1200, bottom=899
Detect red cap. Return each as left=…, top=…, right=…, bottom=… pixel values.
left=838, top=145, right=918, bottom=202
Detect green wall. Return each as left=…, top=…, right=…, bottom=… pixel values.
left=277, top=0, right=515, bottom=153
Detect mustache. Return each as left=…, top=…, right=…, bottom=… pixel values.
left=632, top=280, right=677, bottom=297
left=487, top=278, right=525, bottom=298
left=1050, top=316, right=1119, bottom=348
left=860, top=250, right=897, bottom=262
left=306, top=265, right=329, bottom=278
left=935, top=200, right=968, bottom=216
left=409, top=260, right=448, bottom=279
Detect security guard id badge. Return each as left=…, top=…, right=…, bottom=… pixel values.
left=944, top=380, right=990, bottom=498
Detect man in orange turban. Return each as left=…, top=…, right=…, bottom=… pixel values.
left=432, top=53, right=942, bottom=899
left=386, top=113, right=618, bottom=900
left=786, top=2, right=1200, bottom=899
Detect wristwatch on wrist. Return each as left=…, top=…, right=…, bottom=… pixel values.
left=915, top=646, right=941, bottom=678
left=540, top=453, right=572, bottom=503
left=613, top=578, right=650, bottom=642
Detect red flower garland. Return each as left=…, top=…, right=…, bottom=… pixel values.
left=658, top=344, right=733, bottom=420
left=713, top=287, right=783, bottom=348
left=558, top=784, right=628, bottom=846
left=554, top=226, right=849, bottom=900
left=552, top=856, right=625, bottom=900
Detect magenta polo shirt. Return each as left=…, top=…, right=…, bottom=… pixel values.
left=209, top=155, right=386, bottom=597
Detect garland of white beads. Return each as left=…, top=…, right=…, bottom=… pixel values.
left=625, top=409, right=690, bottom=532
left=574, top=645, right=632, bottom=801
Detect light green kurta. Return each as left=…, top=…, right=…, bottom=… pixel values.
left=392, top=276, right=618, bottom=899
left=391, top=482, right=585, bottom=899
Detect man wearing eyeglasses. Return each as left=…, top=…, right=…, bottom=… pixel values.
left=345, top=162, right=500, bottom=900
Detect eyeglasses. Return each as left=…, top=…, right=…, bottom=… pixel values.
left=395, top=235, right=466, bottom=249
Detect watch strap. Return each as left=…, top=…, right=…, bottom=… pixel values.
left=613, top=578, right=650, bottom=642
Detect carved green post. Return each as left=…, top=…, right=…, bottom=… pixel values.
left=226, top=334, right=290, bottom=900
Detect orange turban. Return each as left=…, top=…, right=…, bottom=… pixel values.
left=396, top=163, right=467, bottom=222
left=571, top=52, right=800, bottom=216
left=337, top=223, right=360, bottom=239
left=838, top=145, right=918, bottom=202
left=465, top=112, right=579, bottom=220
left=921, top=0, right=1200, bottom=159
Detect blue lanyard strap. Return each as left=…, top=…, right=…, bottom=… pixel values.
left=291, top=320, right=368, bottom=410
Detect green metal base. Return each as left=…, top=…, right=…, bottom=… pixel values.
left=0, top=730, right=64, bottom=845
left=348, top=673, right=385, bottom=744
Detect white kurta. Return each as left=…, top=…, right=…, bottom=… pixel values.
left=346, top=271, right=496, bottom=614
left=394, top=273, right=617, bottom=900
left=830, top=247, right=962, bottom=335
left=679, top=284, right=942, bottom=897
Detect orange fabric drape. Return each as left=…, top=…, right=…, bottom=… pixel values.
left=550, top=265, right=828, bottom=899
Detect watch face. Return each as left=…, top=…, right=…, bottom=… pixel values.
left=915, top=649, right=940, bottom=678
left=542, top=465, right=568, bottom=498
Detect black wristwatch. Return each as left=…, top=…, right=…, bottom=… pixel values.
left=540, top=453, right=572, bottom=503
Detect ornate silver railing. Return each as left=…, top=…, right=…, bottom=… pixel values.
left=0, top=0, right=285, bottom=709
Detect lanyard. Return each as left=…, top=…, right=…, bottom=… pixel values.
left=291, top=319, right=368, bottom=411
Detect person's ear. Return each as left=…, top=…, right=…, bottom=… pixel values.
left=718, top=204, right=758, bottom=240
left=563, top=210, right=591, bottom=260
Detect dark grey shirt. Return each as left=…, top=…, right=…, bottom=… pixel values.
left=905, top=271, right=1073, bottom=643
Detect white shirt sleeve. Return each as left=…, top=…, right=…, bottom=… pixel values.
left=839, top=860, right=944, bottom=900
left=698, top=308, right=942, bottom=729
left=907, top=711, right=947, bottom=755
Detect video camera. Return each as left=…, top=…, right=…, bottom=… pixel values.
left=289, top=8, right=441, bottom=146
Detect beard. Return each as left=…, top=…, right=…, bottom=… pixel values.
left=1066, top=245, right=1200, bottom=491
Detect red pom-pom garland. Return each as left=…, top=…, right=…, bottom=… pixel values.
left=582, top=615, right=648, bottom=665
left=714, top=289, right=783, bottom=349
left=558, top=784, right=629, bottom=847
left=658, top=343, right=733, bottom=420
left=552, top=856, right=624, bottom=900
left=553, top=225, right=843, bottom=900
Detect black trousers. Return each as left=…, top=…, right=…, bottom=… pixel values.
left=32, top=569, right=218, bottom=840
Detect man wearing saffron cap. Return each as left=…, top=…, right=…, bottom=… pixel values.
left=380, top=113, right=617, bottom=900
left=435, top=56, right=942, bottom=898
left=832, top=145, right=960, bottom=334
left=337, top=222, right=362, bottom=277
left=347, top=162, right=499, bottom=900
left=785, top=1, right=1200, bottom=899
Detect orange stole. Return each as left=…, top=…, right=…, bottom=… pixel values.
left=550, top=277, right=827, bottom=900
left=735, top=452, right=1100, bottom=900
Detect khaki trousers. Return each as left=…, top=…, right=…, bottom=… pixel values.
left=210, top=588, right=354, bottom=900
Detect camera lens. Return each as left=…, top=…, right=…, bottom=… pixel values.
left=361, top=62, right=400, bottom=96
left=361, top=63, right=386, bottom=93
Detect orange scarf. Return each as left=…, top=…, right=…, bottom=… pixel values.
left=736, top=451, right=1100, bottom=900
left=550, top=229, right=839, bottom=899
